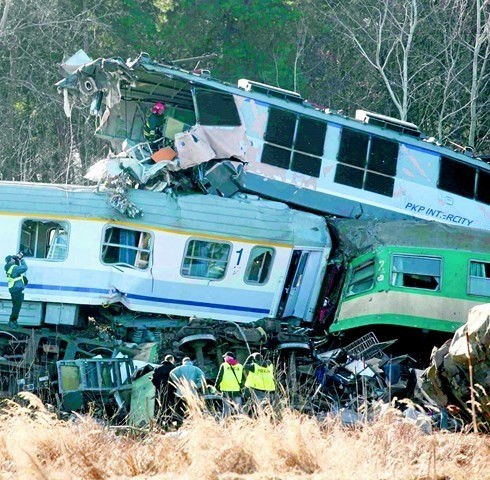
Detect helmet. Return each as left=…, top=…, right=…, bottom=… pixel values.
left=151, top=102, right=165, bottom=114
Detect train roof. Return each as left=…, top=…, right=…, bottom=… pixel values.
left=330, top=218, right=490, bottom=258
left=0, top=181, right=329, bottom=247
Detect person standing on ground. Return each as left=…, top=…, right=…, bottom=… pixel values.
left=169, top=357, right=206, bottom=426
left=215, top=351, right=244, bottom=415
left=4, top=252, right=28, bottom=328
left=243, top=352, right=276, bottom=414
left=151, top=354, right=176, bottom=426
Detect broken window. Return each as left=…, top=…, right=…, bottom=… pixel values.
left=468, top=260, right=490, bottom=296
left=391, top=255, right=441, bottom=291
left=20, top=220, right=69, bottom=260
left=438, top=156, right=475, bottom=199
left=345, top=259, right=375, bottom=296
left=262, top=107, right=326, bottom=178
left=181, top=239, right=231, bottom=280
left=193, top=88, right=241, bottom=126
left=245, top=247, right=274, bottom=284
left=335, top=128, right=398, bottom=197
left=101, top=227, right=151, bottom=269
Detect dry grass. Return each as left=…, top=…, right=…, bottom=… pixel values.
left=0, top=393, right=489, bottom=480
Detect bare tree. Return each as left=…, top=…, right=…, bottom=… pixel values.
left=467, top=0, right=489, bottom=148
left=323, top=0, right=430, bottom=121
left=0, top=0, right=12, bottom=33
left=0, top=0, right=121, bottom=182
left=416, top=0, right=490, bottom=150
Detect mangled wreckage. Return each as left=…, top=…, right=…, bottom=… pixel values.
left=0, top=51, right=489, bottom=427
left=57, top=50, right=490, bottom=230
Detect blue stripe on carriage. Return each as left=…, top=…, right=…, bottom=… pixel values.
left=0, top=282, right=270, bottom=315
left=126, top=293, right=270, bottom=314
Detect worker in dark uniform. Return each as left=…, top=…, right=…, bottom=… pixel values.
left=243, top=352, right=276, bottom=415
left=151, top=354, right=176, bottom=427
left=4, top=252, right=28, bottom=328
left=169, top=357, right=206, bottom=426
left=215, top=351, right=244, bottom=415
left=143, top=101, right=166, bottom=151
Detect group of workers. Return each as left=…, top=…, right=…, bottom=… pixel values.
left=151, top=350, right=276, bottom=427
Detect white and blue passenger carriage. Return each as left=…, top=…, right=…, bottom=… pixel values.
left=0, top=181, right=331, bottom=330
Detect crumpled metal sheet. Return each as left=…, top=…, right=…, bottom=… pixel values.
left=329, top=218, right=490, bottom=261
left=108, top=174, right=144, bottom=218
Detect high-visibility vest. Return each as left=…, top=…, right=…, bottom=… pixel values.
left=245, top=362, right=275, bottom=392
left=6, top=265, right=25, bottom=289
left=219, top=363, right=243, bottom=392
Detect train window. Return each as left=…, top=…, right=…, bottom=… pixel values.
left=336, top=129, right=397, bottom=197
left=245, top=247, right=274, bottom=285
left=476, top=170, right=490, bottom=205
left=262, top=144, right=291, bottom=170
left=261, top=109, right=324, bottom=178
left=438, top=156, right=475, bottom=199
left=391, top=255, right=441, bottom=291
left=338, top=128, right=368, bottom=167
left=345, top=260, right=375, bottom=296
left=181, top=239, right=231, bottom=280
left=101, top=227, right=151, bottom=269
left=194, top=89, right=241, bottom=126
left=368, top=137, right=398, bottom=176
left=20, top=219, right=69, bottom=261
left=334, top=164, right=364, bottom=189
left=468, top=261, right=490, bottom=296
left=365, top=172, right=395, bottom=197
left=264, top=108, right=296, bottom=147
left=295, top=117, right=327, bottom=156
left=291, top=152, right=322, bottom=177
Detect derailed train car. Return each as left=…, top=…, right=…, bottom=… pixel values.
left=0, top=180, right=330, bottom=335
left=324, top=218, right=490, bottom=356
left=2, top=180, right=490, bottom=405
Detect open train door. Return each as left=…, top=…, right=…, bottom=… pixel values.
left=277, top=249, right=323, bottom=321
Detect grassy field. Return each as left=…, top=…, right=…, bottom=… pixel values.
left=1, top=393, right=489, bottom=480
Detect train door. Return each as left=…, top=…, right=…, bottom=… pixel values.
left=277, top=249, right=323, bottom=319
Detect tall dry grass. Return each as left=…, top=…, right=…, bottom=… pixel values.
left=0, top=392, right=489, bottom=480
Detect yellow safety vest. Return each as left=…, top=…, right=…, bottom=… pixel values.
left=245, top=362, right=275, bottom=392
left=219, top=363, right=243, bottom=392
left=6, top=265, right=25, bottom=289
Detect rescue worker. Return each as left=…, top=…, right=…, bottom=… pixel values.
left=215, top=351, right=244, bottom=415
left=169, top=357, right=206, bottom=426
left=4, top=252, right=28, bottom=328
left=243, top=352, right=276, bottom=415
left=151, top=354, right=176, bottom=427
left=143, top=101, right=166, bottom=151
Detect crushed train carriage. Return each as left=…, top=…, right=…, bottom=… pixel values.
left=57, top=51, right=490, bottom=231
left=0, top=180, right=331, bottom=400
left=323, top=217, right=490, bottom=357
